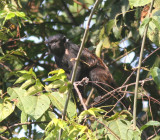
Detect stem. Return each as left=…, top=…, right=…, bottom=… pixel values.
left=58, top=0, right=101, bottom=139
left=74, top=83, right=87, bottom=110
left=85, top=88, right=94, bottom=106
left=133, top=0, right=155, bottom=129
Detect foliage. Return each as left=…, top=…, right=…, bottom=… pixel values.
left=0, top=0, right=160, bottom=139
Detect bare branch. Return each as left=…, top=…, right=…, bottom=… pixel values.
left=60, top=0, right=78, bottom=25
left=74, top=82, right=87, bottom=110
left=0, top=121, right=49, bottom=135
left=133, top=0, right=155, bottom=129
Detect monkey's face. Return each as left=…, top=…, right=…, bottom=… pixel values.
left=47, top=34, right=66, bottom=56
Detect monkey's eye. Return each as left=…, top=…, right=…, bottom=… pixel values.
left=49, top=40, right=57, bottom=45
left=51, top=40, right=56, bottom=43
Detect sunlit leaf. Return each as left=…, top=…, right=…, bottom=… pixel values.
left=0, top=99, right=15, bottom=122
left=26, top=79, right=43, bottom=95
left=129, top=0, right=151, bottom=7
left=21, top=111, right=27, bottom=131
left=106, top=19, right=115, bottom=35
left=5, top=12, right=16, bottom=20
left=95, top=40, right=103, bottom=57
left=140, top=120, right=160, bottom=131
left=47, top=80, right=65, bottom=89
left=21, top=79, right=35, bottom=89
left=15, top=12, right=25, bottom=17
left=14, top=74, right=32, bottom=84
left=8, top=87, right=50, bottom=119
left=48, top=92, right=76, bottom=119
left=48, top=69, right=65, bottom=75
left=107, top=119, right=141, bottom=140
left=139, top=17, right=151, bottom=36
left=150, top=67, right=160, bottom=89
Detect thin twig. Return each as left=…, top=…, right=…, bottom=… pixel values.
left=60, top=0, right=78, bottom=25
left=148, top=97, right=157, bottom=136
left=133, top=0, right=155, bottom=129
left=142, top=47, right=160, bottom=63
left=90, top=82, right=126, bottom=108
left=0, top=135, right=8, bottom=140
left=90, top=78, right=153, bottom=107
left=111, top=47, right=137, bottom=64
left=105, top=92, right=127, bottom=116
left=122, top=45, right=160, bottom=87
left=147, top=128, right=160, bottom=140
left=73, top=82, right=87, bottom=110
left=85, top=87, right=94, bottom=106
left=0, top=62, right=12, bottom=72
left=0, top=121, right=49, bottom=135
left=90, top=78, right=152, bottom=99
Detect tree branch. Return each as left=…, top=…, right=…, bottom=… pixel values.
left=133, top=0, right=155, bottom=129
left=60, top=0, right=78, bottom=25
left=0, top=121, right=49, bottom=135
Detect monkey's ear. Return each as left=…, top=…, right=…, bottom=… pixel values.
left=62, top=36, right=66, bottom=43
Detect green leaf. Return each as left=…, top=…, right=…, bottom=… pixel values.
left=25, top=94, right=50, bottom=120
left=21, top=79, right=35, bottom=89
left=152, top=18, right=160, bottom=30
left=139, top=17, right=151, bottom=36
left=8, top=87, right=50, bottom=119
left=113, top=26, right=122, bottom=39
left=44, top=73, right=67, bottom=82
left=0, top=99, right=15, bottom=122
left=150, top=67, right=160, bottom=89
left=5, top=12, right=16, bottom=20
left=14, top=74, right=32, bottom=84
left=8, top=87, right=29, bottom=112
left=129, top=0, right=151, bottom=7
left=26, top=79, right=43, bottom=95
left=77, top=125, right=88, bottom=136
left=106, top=19, right=115, bottom=35
left=48, top=69, right=65, bottom=75
left=18, top=70, right=30, bottom=74
left=0, top=10, right=7, bottom=19
left=0, top=45, right=4, bottom=55
left=59, top=85, right=68, bottom=93
left=102, top=36, right=111, bottom=48
left=37, top=111, right=56, bottom=129
left=78, top=108, right=105, bottom=123
left=140, top=120, right=160, bottom=131
left=151, top=136, right=160, bottom=140
left=107, top=119, right=141, bottom=140
left=29, top=68, right=37, bottom=78
left=95, top=40, right=103, bottom=57
left=17, top=69, right=36, bottom=78
left=21, top=111, right=28, bottom=131
left=48, top=92, right=76, bottom=119
left=146, top=12, right=160, bottom=45
left=47, top=80, right=65, bottom=89
left=15, top=12, right=25, bottom=17
left=121, top=0, right=129, bottom=17
left=27, top=85, right=42, bottom=95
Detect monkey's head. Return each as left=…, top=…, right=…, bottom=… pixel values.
left=47, top=34, right=66, bottom=56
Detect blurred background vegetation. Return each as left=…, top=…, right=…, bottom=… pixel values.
left=0, top=0, right=160, bottom=139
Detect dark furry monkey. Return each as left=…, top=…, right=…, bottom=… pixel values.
left=47, top=34, right=126, bottom=107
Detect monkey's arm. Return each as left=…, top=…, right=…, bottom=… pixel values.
left=71, top=45, right=98, bottom=68
left=80, top=48, right=98, bottom=67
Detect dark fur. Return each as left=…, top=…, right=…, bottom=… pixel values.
left=47, top=34, right=116, bottom=95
